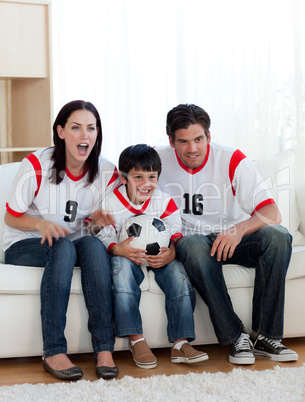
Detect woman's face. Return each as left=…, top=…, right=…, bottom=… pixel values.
left=57, top=109, right=98, bottom=170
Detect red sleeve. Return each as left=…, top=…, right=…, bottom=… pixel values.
left=160, top=198, right=178, bottom=219
left=26, top=153, right=42, bottom=197
left=229, top=150, right=246, bottom=196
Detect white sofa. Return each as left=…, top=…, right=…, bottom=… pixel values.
left=1, top=150, right=305, bottom=358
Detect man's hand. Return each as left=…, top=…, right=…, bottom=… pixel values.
left=211, top=226, right=243, bottom=261
left=211, top=204, right=282, bottom=261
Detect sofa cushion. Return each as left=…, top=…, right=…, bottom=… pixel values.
left=0, top=265, right=82, bottom=295
left=253, top=149, right=305, bottom=246
left=0, top=263, right=150, bottom=295
left=0, top=162, right=21, bottom=263
left=147, top=246, right=305, bottom=294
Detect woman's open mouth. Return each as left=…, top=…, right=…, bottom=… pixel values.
left=77, top=143, right=89, bottom=155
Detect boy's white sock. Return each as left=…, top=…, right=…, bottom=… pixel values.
left=130, top=337, right=145, bottom=346
left=173, top=340, right=188, bottom=350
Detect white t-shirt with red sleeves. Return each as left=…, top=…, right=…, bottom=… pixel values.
left=156, top=143, right=275, bottom=236
left=2, top=147, right=119, bottom=251
left=97, top=184, right=183, bottom=252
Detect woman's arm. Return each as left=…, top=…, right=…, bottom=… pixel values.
left=4, top=211, right=70, bottom=246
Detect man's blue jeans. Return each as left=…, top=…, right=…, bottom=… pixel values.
left=176, top=225, right=292, bottom=345
left=111, top=256, right=196, bottom=343
left=5, top=236, right=115, bottom=357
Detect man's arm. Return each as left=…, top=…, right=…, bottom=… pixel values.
left=211, top=204, right=282, bottom=261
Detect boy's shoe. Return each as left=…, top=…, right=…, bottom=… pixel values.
left=229, top=333, right=255, bottom=365
left=253, top=335, right=298, bottom=362
left=129, top=340, right=157, bottom=369
left=171, top=343, right=209, bottom=364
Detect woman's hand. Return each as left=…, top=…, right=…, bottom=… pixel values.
left=36, top=220, right=71, bottom=246
left=4, top=211, right=70, bottom=247
left=111, top=237, right=146, bottom=265
left=91, top=209, right=115, bottom=229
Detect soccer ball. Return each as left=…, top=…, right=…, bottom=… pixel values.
left=119, top=214, right=171, bottom=265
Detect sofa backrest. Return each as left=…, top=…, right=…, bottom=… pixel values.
left=0, top=162, right=21, bottom=263
left=296, top=179, right=305, bottom=237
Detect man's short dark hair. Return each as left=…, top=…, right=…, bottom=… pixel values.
left=166, top=104, right=211, bottom=140
left=119, top=144, right=162, bottom=180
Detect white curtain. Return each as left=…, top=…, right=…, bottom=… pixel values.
left=50, top=0, right=305, bottom=176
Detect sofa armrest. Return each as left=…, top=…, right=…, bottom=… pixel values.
left=296, top=179, right=305, bottom=236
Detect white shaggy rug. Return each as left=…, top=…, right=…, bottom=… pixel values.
left=1, top=365, right=305, bottom=401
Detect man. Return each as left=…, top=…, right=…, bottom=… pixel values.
left=156, top=103, right=298, bottom=365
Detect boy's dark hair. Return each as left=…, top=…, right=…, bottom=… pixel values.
left=119, top=144, right=162, bottom=180
left=166, top=104, right=211, bottom=141
left=51, top=100, right=102, bottom=185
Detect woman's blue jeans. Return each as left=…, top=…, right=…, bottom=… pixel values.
left=111, top=256, right=196, bottom=343
left=5, top=236, right=115, bottom=357
left=176, top=225, right=292, bottom=345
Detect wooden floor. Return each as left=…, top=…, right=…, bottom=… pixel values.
left=1, top=337, right=305, bottom=387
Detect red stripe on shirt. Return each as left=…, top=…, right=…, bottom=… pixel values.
left=229, top=149, right=247, bottom=195
left=66, top=167, right=88, bottom=181
left=114, top=186, right=150, bottom=215
left=26, top=153, right=42, bottom=197
left=175, top=144, right=210, bottom=174
left=107, top=167, right=119, bottom=187
left=171, top=232, right=183, bottom=243
left=6, top=202, right=25, bottom=217
left=160, top=198, right=178, bottom=219
left=107, top=243, right=117, bottom=253
left=251, top=198, right=275, bottom=216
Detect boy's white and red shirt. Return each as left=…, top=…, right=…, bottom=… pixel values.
left=3, top=147, right=119, bottom=251
left=156, top=142, right=275, bottom=236
left=97, top=184, right=183, bottom=252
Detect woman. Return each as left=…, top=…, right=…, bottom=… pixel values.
left=3, top=100, right=119, bottom=380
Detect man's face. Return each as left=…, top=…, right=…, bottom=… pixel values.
left=169, top=123, right=211, bottom=169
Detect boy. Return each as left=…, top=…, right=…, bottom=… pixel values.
left=94, top=144, right=208, bottom=369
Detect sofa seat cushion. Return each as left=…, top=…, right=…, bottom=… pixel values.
left=2, top=245, right=304, bottom=296
left=147, top=245, right=305, bottom=294
left=0, top=263, right=151, bottom=295
left=286, top=246, right=305, bottom=280
left=1, top=245, right=304, bottom=296
left=0, top=264, right=83, bottom=295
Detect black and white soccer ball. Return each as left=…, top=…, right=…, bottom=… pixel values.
left=119, top=214, right=171, bottom=265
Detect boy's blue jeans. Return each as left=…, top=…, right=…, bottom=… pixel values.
left=176, top=225, right=292, bottom=345
left=111, top=256, right=196, bottom=343
left=5, top=236, right=115, bottom=357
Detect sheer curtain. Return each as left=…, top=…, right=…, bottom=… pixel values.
left=50, top=0, right=305, bottom=175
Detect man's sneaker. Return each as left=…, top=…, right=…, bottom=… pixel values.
left=129, top=340, right=157, bottom=369
left=253, top=335, right=298, bottom=362
left=229, top=333, right=255, bottom=365
left=171, top=343, right=209, bottom=364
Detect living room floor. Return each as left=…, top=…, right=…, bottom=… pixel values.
left=1, top=337, right=304, bottom=386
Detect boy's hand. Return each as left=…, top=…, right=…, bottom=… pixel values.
left=111, top=237, right=147, bottom=265
left=145, top=246, right=175, bottom=268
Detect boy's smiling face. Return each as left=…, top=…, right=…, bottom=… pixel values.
left=120, top=167, right=159, bottom=205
